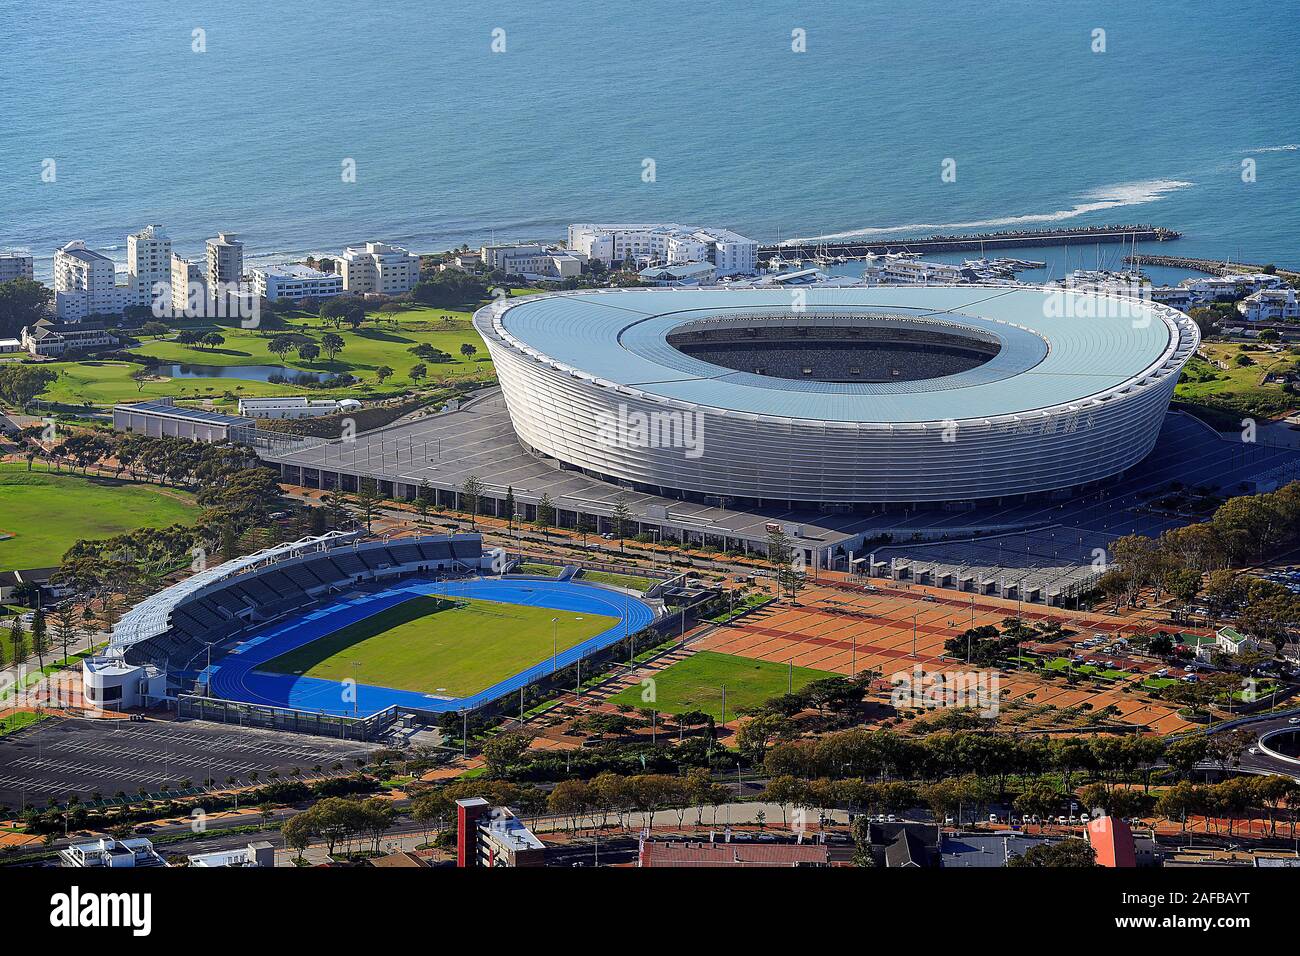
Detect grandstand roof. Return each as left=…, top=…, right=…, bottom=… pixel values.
left=108, top=531, right=362, bottom=653
left=483, top=286, right=1194, bottom=423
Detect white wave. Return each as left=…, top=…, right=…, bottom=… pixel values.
left=786, top=179, right=1195, bottom=244
left=1248, top=143, right=1300, bottom=153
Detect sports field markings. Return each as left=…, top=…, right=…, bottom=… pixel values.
left=259, top=594, right=618, bottom=697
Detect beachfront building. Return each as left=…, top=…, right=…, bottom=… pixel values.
left=0, top=254, right=34, bottom=282
left=567, top=223, right=758, bottom=276
left=481, top=244, right=584, bottom=279
left=337, top=241, right=421, bottom=295
left=170, top=254, right=209, bottom=316
left=126, top=223, right=172, bottom=307
left=251, top=264, right=344, bottom=302
left=20, top=317, right=120, bottom=356
left=52, top=240, right=133, bottom=320
left=1239, top=288, right=1300, bottom=323
left=206, top=232, right=244, bottom=287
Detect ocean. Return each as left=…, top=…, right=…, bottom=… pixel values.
left=1, top=0, right=1297, bottom=279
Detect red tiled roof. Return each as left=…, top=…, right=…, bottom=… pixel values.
left=1088, top=816, right=1137, bottom=868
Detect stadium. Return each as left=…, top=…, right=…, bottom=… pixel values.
left=87, top=532, right=657, bottom=732
left=475, top=286, right=1200, bottom=506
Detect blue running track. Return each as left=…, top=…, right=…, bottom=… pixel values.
left=204, top=577, right=656, bottom=717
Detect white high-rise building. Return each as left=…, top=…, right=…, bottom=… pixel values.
left=170, top=254, right=209, bottom=316
left=53, top=241, right=132, bottom=321
left=567, top=223, right=758, bottom=277
left=337, top=241, right=421, bottom=295
left=126, top=224, right=171, bottom=307
left=206, top=232, right=244, bottom=289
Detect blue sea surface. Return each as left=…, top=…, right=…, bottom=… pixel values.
left=1, top=0, right=1296, bottom=277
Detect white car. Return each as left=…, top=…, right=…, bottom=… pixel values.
left=1249, top=747, right=1260, bottom=755
left=1288, top=717, right=1300, bottom=725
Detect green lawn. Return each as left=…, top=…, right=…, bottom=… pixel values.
left=579, top=570, right=655, bottom=592
left=0, top=711, right=49, bottom=737
left=38, top=360, right=298, bottom=406
left=0, top=463, right=199, bottom=571
left=260, top=595, right=618, bottom=697
left=1175, top=344, right=1296, bottom=419
left=517, top=562, right=562, bottom=577
left=608, top=650, right=835, bottom=721
left=32, top=305, right=497, bottom=408
left=127, top=307, right=492, bottom=388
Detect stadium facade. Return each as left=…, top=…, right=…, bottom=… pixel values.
left=474, top=286, right=1199, bottom=506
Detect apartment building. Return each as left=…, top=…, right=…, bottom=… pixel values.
left=1239, top=287, right=1300, bottom=323
left=252, top=264, right=344, bottom=301
left=567, top=222, right=758, bottom=276
left=0, top=254, right=34, bottom=282
left=52, top=240, right=133, bottom=320
left=481, top=244, right=584, bottom=279
left=206, top=232, right=244, bottom=288
left=337, top=241, right=421, bottom=295
left=127, top=223, right=172, bottom=307
left=170, top=254, right=210, bottom=316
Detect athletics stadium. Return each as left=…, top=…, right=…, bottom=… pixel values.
left=86, top=532, right=657, bottom=733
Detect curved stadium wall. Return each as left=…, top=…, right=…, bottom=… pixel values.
left=474, top=286, right=1199, bottom=506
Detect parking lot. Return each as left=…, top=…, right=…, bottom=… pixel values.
left=0, top=717, right=375, bottom=811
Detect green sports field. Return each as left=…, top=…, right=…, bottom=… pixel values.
left=0, top=464, right=199, bottom=571
left=260, top=595, right=618, bottom=697
left=608, top=650, right=835, bottom=721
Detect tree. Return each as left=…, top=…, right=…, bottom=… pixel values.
left=52, top=604, right=78, bottom=664
left=267, top=335, right=299, bottom=361
left=0, top=277, right=54, bottom=338
left=320, top=297, right=365, bottom=330
left=352, top=479, right=382, bottom=533
left=735, top=713, right=792, bottom=762
left=611, top=496, right=633, bottom=552
left=0, top=366, right=58, bottom=409
left=460, top=474, right=484, bottom=528
left=766, top=526, right=795, bottom=598
left=1007, top=839, right=1098, bottom=867
left=416, top=480, right=434, bottom=525
left=201, top=331, right=225, bottom=350
left=408, top=362, right=427, bottom=385
left=374, top=366, right=394, bottom=385
left=281, top=811, right=316, bottom=863
left=482, top=731, right=534, bottom=775
left=130, top=368, right=152, bottom=392
left=320, top=332, right=345, bottom=362
left=296, top=341, right=320, bottom=362
left=534, top=493, right=555, bottom=537
left=459, top=342, right=478, bottom=362
left=503, top=486, right=516, bottom=531
left=8, top=619, right=25, bottom=667
left=29, top=608, right=47, bottom=670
